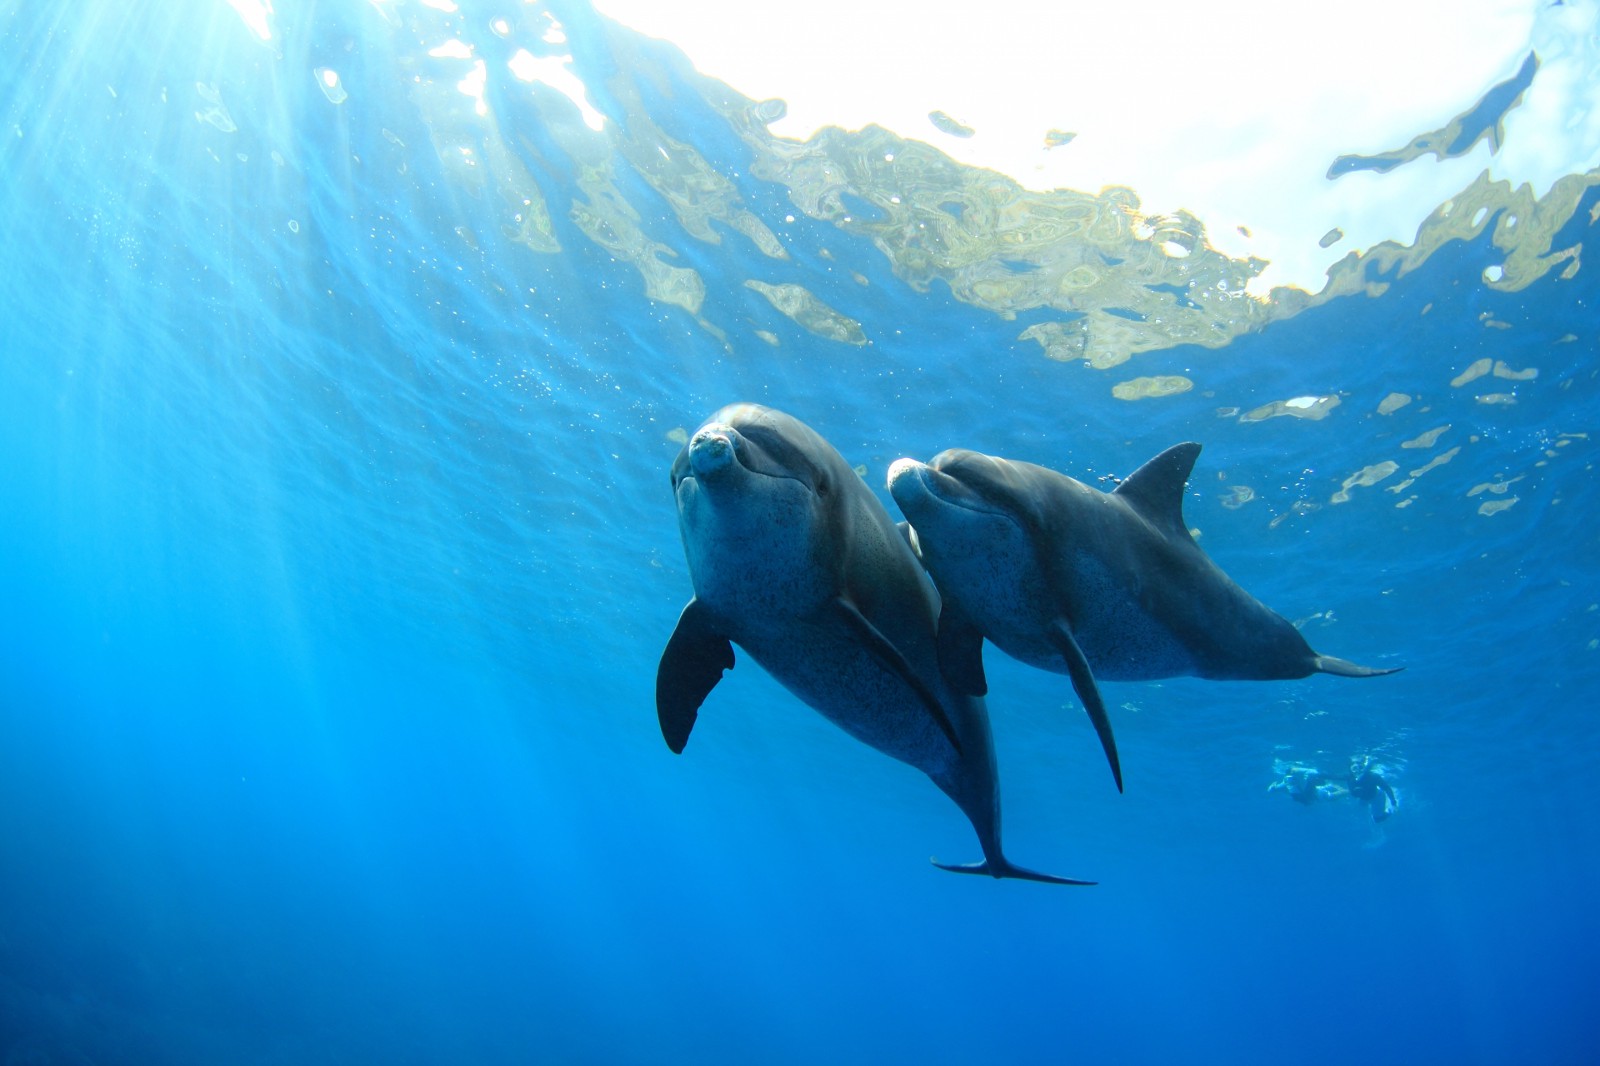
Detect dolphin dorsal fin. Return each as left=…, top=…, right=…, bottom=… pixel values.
left=1113, top=442, right=1201, bottom=537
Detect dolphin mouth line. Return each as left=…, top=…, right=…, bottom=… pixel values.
left=733, top=456, right=809, bottom=488
left=935, top=491, right=1011, bottom=520
left=739, top=462, right=807, bottom=486
left=680, top=467, right=806, bottom=488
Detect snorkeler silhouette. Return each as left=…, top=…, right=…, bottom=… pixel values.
left=1347, top=755, right=1399, bottom=823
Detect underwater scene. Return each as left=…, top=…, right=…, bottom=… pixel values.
left=2, top=0, right=1598, bottom=1061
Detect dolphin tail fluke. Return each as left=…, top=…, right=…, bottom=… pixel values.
left=931, top=857, right=1096, bottom=886
left=1314, top=655, right=1402, bottom=678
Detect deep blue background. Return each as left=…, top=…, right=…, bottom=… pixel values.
left=3, top=1, right=1598, bottom=1062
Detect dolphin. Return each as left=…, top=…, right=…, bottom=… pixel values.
left=657, top=403, right=1091, bottom=884
left=886, top=443, right=1399, bottom=793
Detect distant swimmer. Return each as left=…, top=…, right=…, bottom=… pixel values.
left=1268, top=761, right=1346, bottom=806
left=1347, top=755, right=1399, bottom=823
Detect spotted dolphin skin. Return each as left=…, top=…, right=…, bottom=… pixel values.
left=657, top=403, right=1091, bottom=884
left=887, top=443, right=1400, bottom=793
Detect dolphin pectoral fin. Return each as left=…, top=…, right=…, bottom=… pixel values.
left=931, top=857, right=1096, bottom=886
left=656, top=599, right=735, bottom=754
left=936, top=606, right=988, bottom=696
left=1049, top=618, right=1124, bottom=793
left=1314, top=655, right=1403, bottom=678
left=832, top=599, right=963, bottom=756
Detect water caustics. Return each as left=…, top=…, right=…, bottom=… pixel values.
left=230, top=0, right=1600, bottom=525
left=216, top=2, right=1599, bottom=326
left=14, top=0, right=1591, bottom=553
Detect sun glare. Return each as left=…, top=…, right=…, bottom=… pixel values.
left=507, top=49, right=607, bottom=132
left=224, top=0, right=273, bottom=41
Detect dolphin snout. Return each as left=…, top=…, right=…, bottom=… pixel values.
left=888, top=458, right=944, bottom=515
left=688, top=424, right=739, bottom=477
left=885, top=457, right=928, bottom=492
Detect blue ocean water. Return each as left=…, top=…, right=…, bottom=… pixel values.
left=3, top=1, right=1598, bottom=1062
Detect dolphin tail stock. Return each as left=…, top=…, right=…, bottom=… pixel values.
left=1314, top=654, right=1403, bottom=678
left=930, top=857, right=1096, bottom=886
